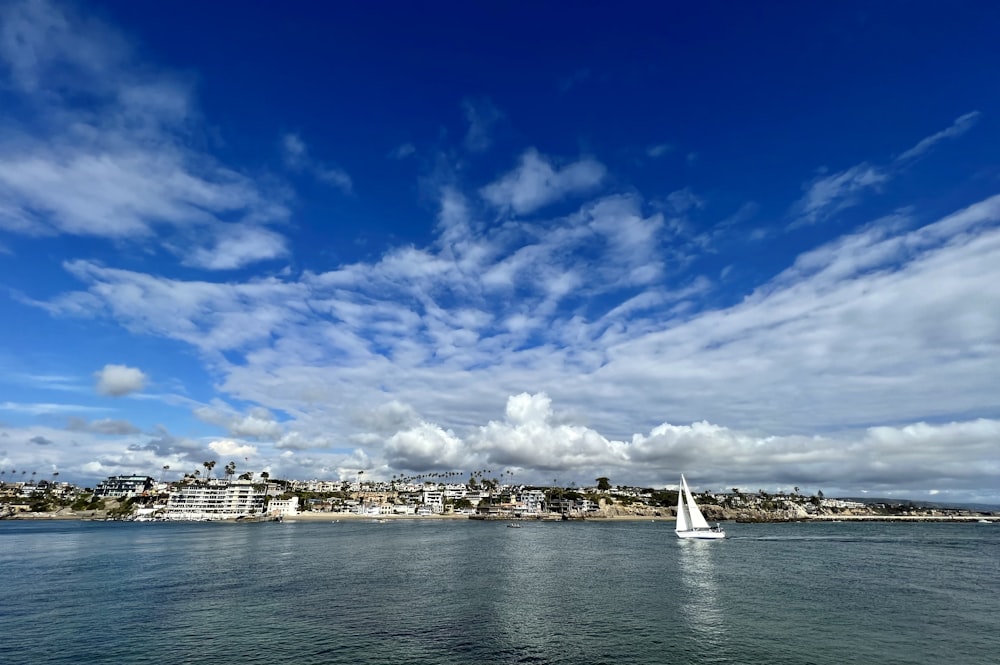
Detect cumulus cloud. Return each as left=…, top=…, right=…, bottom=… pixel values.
left=384, top=421, right=468, bottom=470
left=29, top=435, right=53, bottom=445
left=481, top=149, right=606, bottom=215
left=207, top=438, right=258, bottom=459
left=94, top=364, right=147, bottom=397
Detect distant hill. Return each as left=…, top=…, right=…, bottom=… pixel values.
left=841, top=497, right=1000, bottom=512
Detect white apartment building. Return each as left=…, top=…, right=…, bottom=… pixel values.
left=164, top=480, right=267, bottom=520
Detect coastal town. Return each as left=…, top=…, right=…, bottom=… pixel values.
left=1, top=470, right=996, bottom=523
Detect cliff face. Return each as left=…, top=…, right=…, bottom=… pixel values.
left=732, top=503, right=810, bottom=522
left=589, top=498, right=811, bottom=523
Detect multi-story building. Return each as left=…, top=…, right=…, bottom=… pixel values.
left=93, top=475, right=154, bottom=499
left=164, top=480, right=267, bottom=520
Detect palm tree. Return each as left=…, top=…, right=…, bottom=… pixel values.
left=203, top=460, right=216, bottom=481
left=225, top=461, right=236, bottom=481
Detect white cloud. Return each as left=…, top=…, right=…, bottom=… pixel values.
left=896, top=111, right=981, bottom=162
left=481, top=149, right=606, bottom=215
left=94, top=364, right=147, bottom=397
left=207, top=438, right=258, bottom=459
left=183, top=224, right=289, bottom=270
left=384, top=421, right=468, bottom=470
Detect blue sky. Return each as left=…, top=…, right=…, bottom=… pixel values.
left=1, top=0, right=999, bottom=502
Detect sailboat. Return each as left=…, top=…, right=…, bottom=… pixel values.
left=675, top=474, right=726, bottom=539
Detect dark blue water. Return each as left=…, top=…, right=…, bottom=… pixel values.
left=2, top=519, right=998, bottom=665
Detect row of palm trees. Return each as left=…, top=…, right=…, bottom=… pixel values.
left=0, top=469, right=60, bottom=485
left=382, top=469, right=520, bottom=489
left=169, top=460, right=264, bottom=485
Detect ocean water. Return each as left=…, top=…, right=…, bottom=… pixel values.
left=1, top=519, right=998, bottom=665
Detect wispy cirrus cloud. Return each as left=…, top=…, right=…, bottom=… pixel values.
left=896, top=111, right=981, bottom=162
left=0, top=401, right=110, bottom=416
left=280, top=133, right=353, bottom=194
left=791, top=111, right=981, bottom=227
left=0, top=0, right=291, bottom=270
left=792, top=163, right=888, bottom=227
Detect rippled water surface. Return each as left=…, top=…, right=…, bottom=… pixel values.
left=2, top=519, right=998, bottom=664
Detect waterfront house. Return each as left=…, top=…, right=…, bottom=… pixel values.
left=93, top=475, right=154, bottom=499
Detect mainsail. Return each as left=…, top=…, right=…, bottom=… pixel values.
left=681, top=475, right=711, bottom=530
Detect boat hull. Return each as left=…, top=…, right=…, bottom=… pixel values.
left=676, top=529, right=726, bottom=539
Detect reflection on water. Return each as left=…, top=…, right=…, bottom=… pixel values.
left=678, top=540, right=727, bottom=650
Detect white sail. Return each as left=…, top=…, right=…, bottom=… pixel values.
left=682, top=475, right=712, bottom=530
left=675, top=480, right=690, bottom=532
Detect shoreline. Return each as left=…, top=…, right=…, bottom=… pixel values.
left=4, top=510, right=997, bottom=523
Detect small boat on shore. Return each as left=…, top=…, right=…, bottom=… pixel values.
left=675, top=474, right=725, bottom=540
